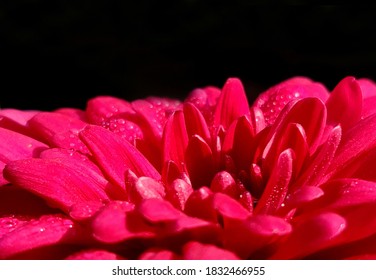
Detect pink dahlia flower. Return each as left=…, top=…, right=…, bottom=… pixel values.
left=1, top=76, right=376, bottom=260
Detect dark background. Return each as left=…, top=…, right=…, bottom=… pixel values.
left=2, top=2, right=376, bottom=111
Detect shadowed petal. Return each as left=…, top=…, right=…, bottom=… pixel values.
left=185, top=135, right=214, bottom=189
left=326, top=76, right=362, bottom=131
left=0, top=214, right=86, bottom=259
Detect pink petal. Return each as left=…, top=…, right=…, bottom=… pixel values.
left=210, top=171, right=239, bottom=198
left=326, top=76, right=362, bottom=131
left=0, top=109, right=39, bottom=137
left=0, top=214, right=85, bottom=259
left=0, top=160, right=8, bottom=186
left=79, top=125, right=161, bottom=189
left=184, top=87, right=220, bottom=126
left=293, top=125, right=341, bottom=188
left=229, top=116, right=255, bottom=171
left=271, top=212, right=346, bottom=259
left=91, top=201, right=154, bottom=244
left=127, top=176, right=166, bottom=204
left=137, top=199, right=219, bottom=244
left=358, top=77, right=376, bottom=99
left=185, top=135, right=214, bottom=189
left=311, top=179, right=376, bottom=243
left=183, top=102, right=210, bottom=143
left=0, top=127, right=48, bottom=163
left=263, top=123, right=308, bottom=176
left=3, top=158, right=110, bottom=212
left=361, top=96, right=376, bottom=118
left=137, top=199, right=182, bottom=223
left=162, top=111, right=188, bottom=172
left=223, top=214, right=292, bottom=259
left=69, top=201, right=104, bottom=221
left=213, top=78, right=250, bottom=130
left=253, top=77, right=329, bottom=126
left=0, top=109, right=39, bottom=126
left=165, top=178, right=193, bottom=211
left=323, top=113, right=376, bottom=181
left=27, top=112, right=87, bottom=146
left=54, top=108, right=87, bottom=121
left=182, top=241, right=239, bottom=260
left=255, top=149, right=293, bottom=215
left=250, top=106, right=266, bottom=134
left=264, top=97, right=326, bottom=155
left=211, top=192, right=251, bottom=221
left=85, top=95, right=134, bottom=125
left=66, top=249, right=125, bottom=260
left=184, top=187, right=215, bottom=222
left=132, top=98, right=181, bottom=142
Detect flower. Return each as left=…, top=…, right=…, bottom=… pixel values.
left=1, top=75, right=376, bottom=260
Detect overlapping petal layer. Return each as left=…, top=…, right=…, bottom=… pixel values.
left=1, top=75, right=376, bottom=260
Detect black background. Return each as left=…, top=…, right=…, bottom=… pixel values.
left=2, top=2, right=376, bottom=111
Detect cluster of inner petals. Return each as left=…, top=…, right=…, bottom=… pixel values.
left=2, top=76, right=376, bottom=260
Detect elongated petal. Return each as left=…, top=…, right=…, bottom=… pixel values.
left=293, top=125, right=341, bottom=188
left=162, top=111, right=188, bottom=171
left=323, top=114, right=376, bottom=181
left=230, top=116, right=255, bottom=171
left=185, top=135, right=214, bottom=189
left=3, top=158, right=110, bottom=212
left=213, top=78, right=250, bottom=130
left=263, top=123, right=308, bottom=176
left=255, top=149, right=293, bottom=215
left=326, top=76, right=362, bottom=131
left=0, top=214, right=85, bottom=259
left=183, top=102, right=210, bottom=143
left=0, top=127, right=48, bottom=163
left=80, top=125, right=161, bottom=189
left=265, top=98, right=326, bottom=155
